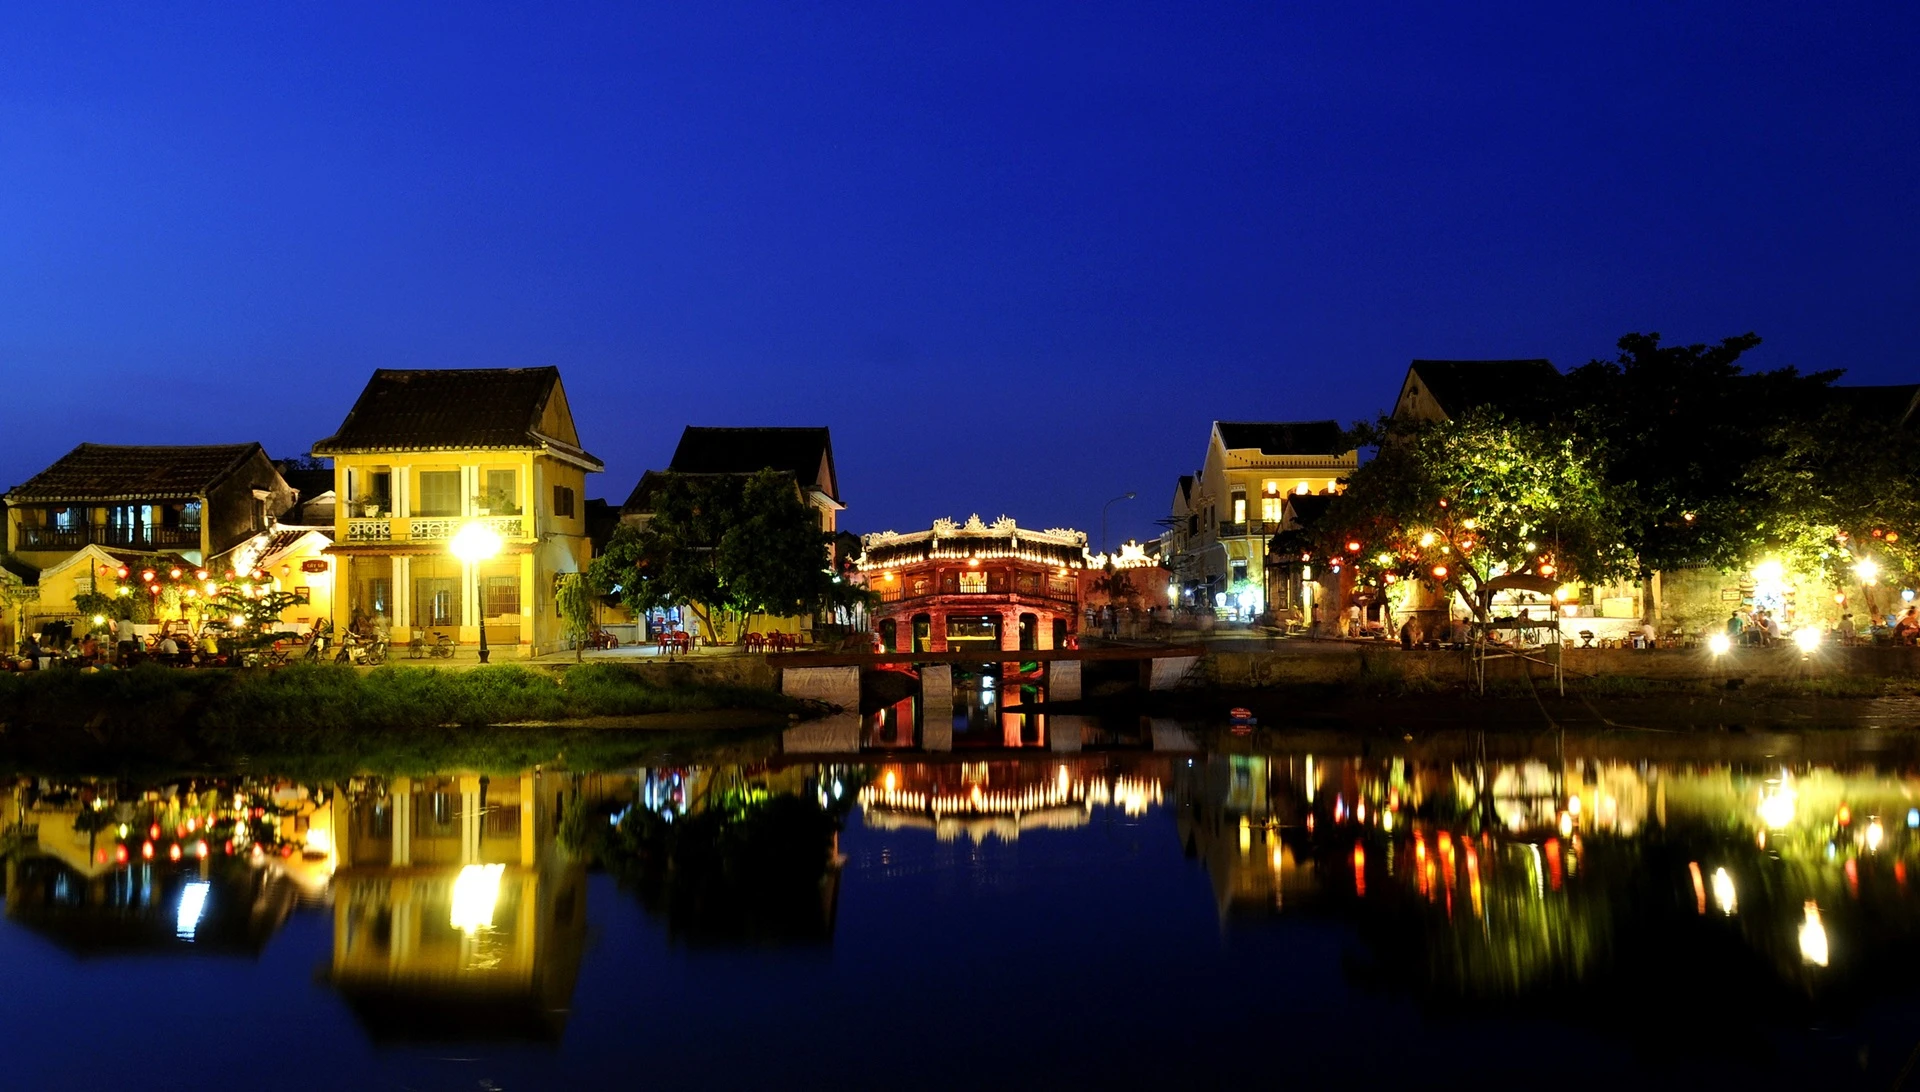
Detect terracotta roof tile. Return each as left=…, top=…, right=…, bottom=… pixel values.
left=6, top=443, right=263, bottom=503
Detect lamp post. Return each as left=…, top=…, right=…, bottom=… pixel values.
left=451, top=520, right=504, bottom=664
left=1100, top=492, right=1137, bottom=556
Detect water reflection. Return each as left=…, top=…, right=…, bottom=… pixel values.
left=6, top=726, right=1920, bottom=1068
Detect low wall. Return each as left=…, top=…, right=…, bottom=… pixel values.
left=1200, top=643, right=1920, bottom=688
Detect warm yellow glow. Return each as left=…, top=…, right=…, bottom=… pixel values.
left=450, top=521, right=505, bottom=564
left=1856, top=558, right=1881, bottom=584
left=1793, top=626, right=1823, bottom=653
left=1708, top=633, right=1732, bottom=655
left=91, top=615, right=106, bottom=626
left=1799, top=902, right=1829, bottom=966
left=883, top=770, right=897, bottom=793
left=1711, top=867, right=1736, bottom=915
left=1238, top=815, right=1252, bottom=852
left=1418, top=532, right=1436, bottom=548
left=305, top=827, right=331, bottom=853
left=1558, top=810, right=1573, bottom=837
left=1867, top=818, right=1885, bottom=852
left=1752, top=559, right=1784, bottom=584
left=1758, top=783, right=1796, bottom=830
left=450, top=864, right=505, bottom=933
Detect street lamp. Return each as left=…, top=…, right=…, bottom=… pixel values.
left=451, top=520, right=504, bottom=664
left=1101, top=492, right=1137, bottom=556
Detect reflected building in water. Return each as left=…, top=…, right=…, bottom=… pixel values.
left=857, top=756, right=1167, bottom=843
left=329, top=772, right=593, bottom=1042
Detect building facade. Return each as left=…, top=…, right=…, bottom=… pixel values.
left=312, top=367, right=604, bottom=658
left=858, top=515, right=1085, bottom=652
left=617, top=426, right=842, bottom=642
left=1166, top=422, right=1357, bottom=620
left=2, top=443, right=296, bottom=640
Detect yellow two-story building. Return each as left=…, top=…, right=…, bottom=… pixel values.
left=312, top=367, right=604, bottom=658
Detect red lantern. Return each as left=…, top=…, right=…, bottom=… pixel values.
left=116, top=566, right=129, bottom=579
left=1345, top=540, right=1361, bottom=553
left=140, top=569, right=156, bottom=583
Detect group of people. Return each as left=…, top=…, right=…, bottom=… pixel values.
left=6, top=618, right=224, bottom=672
left=1725, top=606, right=1784, bottom=646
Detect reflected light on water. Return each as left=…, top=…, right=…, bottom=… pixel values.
left=1711, top=867, right=1736, bottom=915
left=175, top=881, right=210, bottom=941
left=1758, top=780, right=1796, bottom=830
left=450, top=864, right=505, bottom=934
left=1800, top=902, right=1830, bottom=967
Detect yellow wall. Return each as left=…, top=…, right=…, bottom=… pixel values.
left=328, top=448, right=594, bottom=656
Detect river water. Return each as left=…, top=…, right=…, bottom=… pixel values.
left=5, top=714, right=1920, bottom=1090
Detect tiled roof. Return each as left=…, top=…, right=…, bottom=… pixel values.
left=1215, top=421, right=1348, bottom=456
left=1407, top=359, right=1562, bottom=420
left=667, top=427, right=838, bottom=500
left=313, top=367, right=603, bottom=468
left=619, top=469, right=670, bottom=514
left=6, top=443, right=263, bottom=503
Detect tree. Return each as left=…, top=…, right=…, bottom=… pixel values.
left=555, top=572, right=595, bottom=662
left=1320, top=409, right=1631, bottom=621
left=589, top=469, right=834, bottom=643
left=1745, top=396, right=1920, bottom=606
left=1566, top=332, right=1840, bottom=617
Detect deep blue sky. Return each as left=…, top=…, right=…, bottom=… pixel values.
left=2, top=3, right=1914, bottom=544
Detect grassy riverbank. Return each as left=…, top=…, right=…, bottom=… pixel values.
left=0, top=662, right=802, bottom=778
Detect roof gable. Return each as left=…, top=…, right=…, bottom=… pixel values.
left=313, top=368, right=602, bottom=469
left=1402, top=359, right=1561, bottom=421
left=665, top=427, right=839, bottom=501
left=1213, top=421, right=1348, bottom=456
left=6, top=443, right=263, bottom=503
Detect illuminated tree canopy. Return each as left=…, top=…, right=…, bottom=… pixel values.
left=1321, top=410, right=1630, bottom=619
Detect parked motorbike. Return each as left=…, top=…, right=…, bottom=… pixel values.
left=334, top=631, right=389, bottom=666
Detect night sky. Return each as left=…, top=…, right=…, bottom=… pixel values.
left=2, top=3, right=1914, bottom=544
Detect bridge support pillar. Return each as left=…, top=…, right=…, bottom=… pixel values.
left=782, top=666, right=861, bottom=709
left=1148, top=655, right=1199, bottom=691
left=1048, top=659, right=1082, bottom=702
left=920, top=665, right=953, bottom=751
left=1049, top=714, right=1089, bottom=752
left=782, top=714, right=863, bottom=755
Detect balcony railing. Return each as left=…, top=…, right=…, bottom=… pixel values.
left=407, top=516, right=524, bottom=541
left=16, top=525, right=200, bottom=550
left=1218, top=521, right=1283, bottom=539
left=346, top=518, right=392, bottom=543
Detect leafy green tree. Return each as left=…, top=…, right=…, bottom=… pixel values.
left=589, top=469, right=833, bottom=642
left=1321, top=410, right=1630, bottom=621
left=1745, top=396, right=1920, bottom=600
left=1566, top=332, right=1839, bottom=616
left=555, top=572, right=595, bottom=662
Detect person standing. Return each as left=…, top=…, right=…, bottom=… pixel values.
left=114, top=615, right=135, bottom=666
left=1839, top=613, right=1857, bottom=645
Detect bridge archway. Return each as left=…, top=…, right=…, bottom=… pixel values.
left=911, top=613, right=932, bottom=653
left=1018, top=612, right=1038, bottom=651
left=877, top=619, right=898, bottom=653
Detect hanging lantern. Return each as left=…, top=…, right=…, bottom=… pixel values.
left=1432, top=565, right=1448, bottom=579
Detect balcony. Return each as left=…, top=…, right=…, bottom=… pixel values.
left=1218, top=521, right=1283, bottom=540
left=408, top=516, right=523, bottom=541
left=16, top=525, right=201, bottom=551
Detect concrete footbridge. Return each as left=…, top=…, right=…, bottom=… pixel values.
left=769, top=645, right=1204, bottom=710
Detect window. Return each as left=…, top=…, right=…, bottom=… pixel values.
left=553, top=485, right=575, bottom=518
left=416, top=578, right=461, bottom=627
left=180, top=502, right=202, bottom=530
left=1231, top=492, right=1247, bottom=523
left=484, top=469, right=519, bottom=514
left=959, top=571, right=987, bottom=594
left=417, top=471, right=462, bottom=517
left=1231, top=560, right=1249, bottom=585
left=484, top=575, right=520, bottom=619
left=1261, top=496, right=1283, bottom=522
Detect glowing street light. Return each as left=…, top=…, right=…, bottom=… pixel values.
left=1856, top=557, right=1881, bottom=585
left=1793, top=626, right=1823, bottom=654
left=451, top=520, right=504, bottom=664
left=1708, top=632, right=1731, bottom=655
